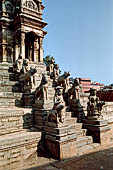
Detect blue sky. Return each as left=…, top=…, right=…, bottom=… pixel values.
left=42, top=0, right=113, bottom=85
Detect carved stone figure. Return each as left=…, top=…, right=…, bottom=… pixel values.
left=68, top=78, right=80, bottom=100
left=13, top=54, right=23, bottom=73
left=53, top=64, right=60, bottom=81
left=21, top=59, right=30, bottom=73
left=19, top=67, right=37, bottom=92
left=47, top=86, right=65, bottom=124
left=47, top=58, right=55, bottom=76
left=35, top=74, right=48, bottom=101
left=23, top=0, right=38, bottom=11
left=87, top=88, right=105, bottom=118
left=57, top=72, right=70, bottom=93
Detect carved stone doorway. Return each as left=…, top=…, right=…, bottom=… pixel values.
left=25, top=32, right=36, bottom=61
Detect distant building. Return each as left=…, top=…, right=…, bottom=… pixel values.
left=79, top=78, right=91, bottom=92
left=91, top=81, right=104, bottom=91
left=69, top=77, right=104, bottom=92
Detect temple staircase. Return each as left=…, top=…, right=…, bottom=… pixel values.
left=65, top=109, right=100, bottom=155
left=0, top=63, right=43, bottom=168
left=0, top=63, right=100, bottom=167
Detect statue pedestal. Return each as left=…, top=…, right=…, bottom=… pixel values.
left=87, top=111, right=103, bottom=120
left=22, top=93, right=35, bottom=107
left=68, top=99, right=85, bottom=122
left=35, top=99, right=53, bottom=110
left=43, top=121, right=77, bottom=160
left=83, top=119, right=111, bottom=145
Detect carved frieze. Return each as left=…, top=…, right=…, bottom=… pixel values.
left=23, top=0, right=38, bottom=11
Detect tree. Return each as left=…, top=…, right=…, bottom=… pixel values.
left=43, top=55, right=55, bottom=66
left=43, top=55, right=61, bottom=74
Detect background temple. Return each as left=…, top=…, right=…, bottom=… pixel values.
left=0, top=0, right=47, bottom=63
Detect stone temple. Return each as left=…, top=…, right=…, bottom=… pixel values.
left=1, top=0, right=113, bottom=169
left=0, top=0, right=47, bottom=63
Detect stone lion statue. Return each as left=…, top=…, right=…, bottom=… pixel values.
left=35, top=74, right=48, bottom=101
left=19, top=67, right=37, bottom=92
left=68, top=78, right=80, bottom=99
left=53, top=64, right=60, bottom=81
left=21, top=59, right=30, bottom=73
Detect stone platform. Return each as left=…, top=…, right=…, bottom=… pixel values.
left=0, top=130, right=41, bottom=168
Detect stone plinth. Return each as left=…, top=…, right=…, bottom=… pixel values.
left=43, top=121, right=77, bottom=160
left=22, top=93, right=35, bottom=107
left=68, top=99, right=85, bottom=122
left=34, top=100, right=53, bottom=110
left=34, top=109, right=49, bottom=130
left=83, top=119, right=111, bottom=145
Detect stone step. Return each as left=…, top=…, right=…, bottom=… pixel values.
left=74, top=123, right=83, bottom=130
left=0, top=80, right=17, bottom=86
left=0, top=72, right=15, bottom=81
left=0, top=130, right=41, bottom=167
left=76, top=136, right=93, bottom=148
left=0, top=108, right=33, bottom=135
left=0, top=98, right=18, bottom=107
left=77, top=143, right=100, bottom=156
left=0, top=92, right=22, bottom=98
left=0, top=94, right=22, bottom=107
left=75, top=129, right=87, bottom=137
left=65, top=112, right=72, bottom=118
left=66, top=118, right=78, bottom=125
left=0, top=86, right=13, bottom=92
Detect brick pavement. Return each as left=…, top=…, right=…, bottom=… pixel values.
left=1, top=144, right=113, bottom=170
left=52, top=144, right=113, bottom=170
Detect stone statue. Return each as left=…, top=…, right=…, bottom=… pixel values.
left=87, top=88, right=105, bottom=119
left=68, top=78, right=80, bottom=100
left=57, top=71, right=70, bottom=93
left=47, top=86, right=65, bottom=124
left=19, top=67, right=37, bottom=92
left=35, top=74, right=48, bottom=101
left=53, top=64, right=60, bottom=81
left=47, top=58, right=55, bottom=76
left=13, top=54, right=23, bottom=73
left=21, top=59, right=30, bottom=74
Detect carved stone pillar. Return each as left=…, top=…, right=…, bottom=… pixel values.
left=34, top=40, right=38, bottom=62
left=20, top=32, right=25, bottom=59
left=2, top=45, right=7, bottom=62
left=15, top=44, right=19, bottom=61
left=39, top=37, right=43, bottom=62
left=1, top=27, right=7, bottom=62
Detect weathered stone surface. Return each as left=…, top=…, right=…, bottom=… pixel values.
left=0, top=108, right=33, bottom=135
left=83, top=119, right=111, bottom=145
left=45, top=138, right=77, bottom=160
left=0, top=131, right=41, bottom=167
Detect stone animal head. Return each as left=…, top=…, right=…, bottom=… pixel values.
left=30, top=67, right=37, bottom=75
left=23, top=59, right=29, bottom=66
left=64, top=71, right=70, bottom=78
left=55, top=86, right=63, bottom=96
left=51, top=58, right=55, bottom=64
left=74, top=78, right=79, bottom=86
left=54, top=64, right=59, bottom=70
left=41, top=74, right=48, bottom=85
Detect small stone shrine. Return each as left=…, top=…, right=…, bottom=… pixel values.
left=1, top=0, right=113, bottom=168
